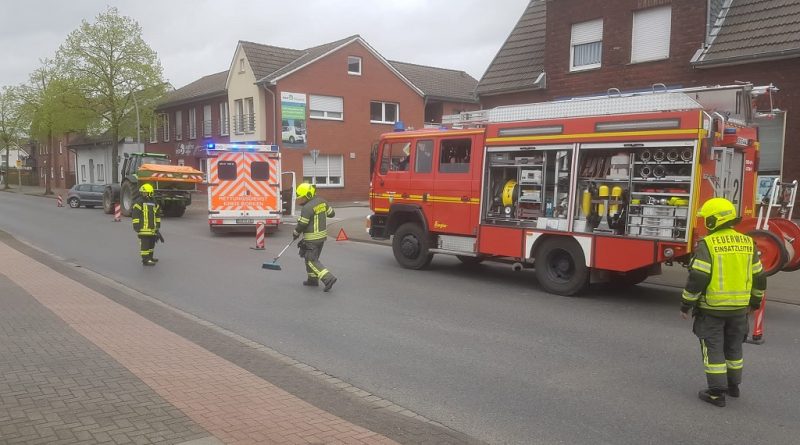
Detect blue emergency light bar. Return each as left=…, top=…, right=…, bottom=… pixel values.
left=205, top=143, right=279, bottom=152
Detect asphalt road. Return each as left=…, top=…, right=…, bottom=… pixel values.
left=2, top=190, right=800, bottom=445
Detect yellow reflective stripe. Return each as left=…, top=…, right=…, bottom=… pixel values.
left=751, top=289, right=765, bottom=298
left=370, top=192, right=479, bottom=204
left=716, top=254, right=725, bottom=291
left=317, top=269, right=329, bottom=279
left=682, top=289, right=700, bottom=302
left=298, top=217, right=309, bottom=223
left=486, top=128, right=701, bottom=143
left=752, top=261, right=763, bottom=274
left=307, top=261, right=323, bottom=276
left=726, top=359, right=743, bottom=370
left=131, top=218, right=140, bottom=223
left=691, top=259, right=712, bottom=274
left=304, top=232, right=327, bottom=240
left=701, top=340, right=727, bottom=374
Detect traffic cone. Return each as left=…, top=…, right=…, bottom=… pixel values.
left=336, top=228, right=349, bottom=241
left=113, top=203, right=121, bottom=222
left=250, top=222, right=266, bottom=250
left=746, top=295, right=766, bottom=345
left=57, top=195, right=64, bottom=207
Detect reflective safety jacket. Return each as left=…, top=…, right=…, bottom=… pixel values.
left=294, top=196, right=335, bottom=241
left=131, top=199, right=161, bottom=236
left=682, top=228, right=765, bottom=315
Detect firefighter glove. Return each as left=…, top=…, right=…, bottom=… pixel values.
left=292, top=231, right=300, bottom=240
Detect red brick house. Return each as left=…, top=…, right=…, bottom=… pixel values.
left=478, top=0, right=800, bottom=183
left=28, top=135, right=76, bottom=190
left=149, top=35, right=479, bottom=201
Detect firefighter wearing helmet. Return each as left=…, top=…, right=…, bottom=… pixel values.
left=680, top=197, right=766, bottom=407
left=293, top=182, right=338, bottom=291
left=131, top=183, right=162, bottom=266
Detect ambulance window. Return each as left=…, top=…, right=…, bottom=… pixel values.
left=251, top=162, right=270, bottom=181
left=218, top=160, right=237, bottom=180
left=439, top=139, right=471, bottom=173
left=415, top=140, right=433, bottom=173
left=380, top=141, right=411, bottom=174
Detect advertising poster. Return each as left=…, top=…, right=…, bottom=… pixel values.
left=281, top=92, right=307, bottom=147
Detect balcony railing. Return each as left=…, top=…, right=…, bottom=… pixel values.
left=233, top=113, right=255, bottom=134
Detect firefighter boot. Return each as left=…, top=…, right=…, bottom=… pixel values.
left=727, top=385, right=740, bottom=398
left=303, top=278, right=319, bottom=287
left=698, top=389, right=726, bottom=407
left=323, top=276, right=338, bottom=292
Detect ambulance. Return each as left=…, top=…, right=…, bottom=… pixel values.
left=206, top=143, right=283, bottom=233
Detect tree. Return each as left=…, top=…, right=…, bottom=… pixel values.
left=0, top=86, right=26, bottom=190
left=20, top=60, right=91, bottom=194
left=56, top=6, right=166, bottom=183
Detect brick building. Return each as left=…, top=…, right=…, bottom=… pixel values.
left=478, top=0, right=800, bottom=182
left=148, top=35, right=479, bottom=201
left=28, top=135, right=75, bottom=190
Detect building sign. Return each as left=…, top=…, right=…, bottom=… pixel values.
left=281, top=92, right=307, bottom=148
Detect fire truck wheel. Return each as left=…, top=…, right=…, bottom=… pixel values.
left=392, top=222, right=433, bottom=270
left=457, top=255, right=484, bottom=266
left=534, top=237, right=588, bottom=296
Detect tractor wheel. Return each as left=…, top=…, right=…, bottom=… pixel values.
left=170, top=203, right=186, bottom=217
left=120, top=182, right=135, bottom=217
left=103, top=189, right=114, bottom=214
left=392, top=222, right=433, bottom=270
left=534, top=237, right=588, bottom=296
left=747, top=229, right=788, bottom=276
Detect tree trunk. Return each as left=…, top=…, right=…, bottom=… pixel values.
left=111, top=127, right=119, bottom=184
left=45, top=132, right=53, bottom=195
left=2, top=146, right=9, bottom=190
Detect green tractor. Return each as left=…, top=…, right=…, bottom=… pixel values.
left=103, top=152, right=204, bottom=217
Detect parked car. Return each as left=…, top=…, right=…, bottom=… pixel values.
left=67, top=183, right=105, bottom=208
left=282, top=125, right=305, bottom=144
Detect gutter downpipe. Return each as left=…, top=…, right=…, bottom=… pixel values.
left=262, top=83, right=277, bottom=144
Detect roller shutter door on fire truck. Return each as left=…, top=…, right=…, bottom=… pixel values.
left=209, top=152, right=279, bottom=213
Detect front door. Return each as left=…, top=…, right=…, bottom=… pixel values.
left=432, top=137, right=478, bottom=235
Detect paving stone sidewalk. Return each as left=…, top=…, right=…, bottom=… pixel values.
left=0, top=231, right=484, bottom=445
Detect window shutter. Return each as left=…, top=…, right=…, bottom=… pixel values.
left=631, top=6, right=671, bottom=63
left=328, top=155, right=343, bottom=176
left=310, top=95, right=343, bottom=113
left=571, top=19, right=603, bottom=45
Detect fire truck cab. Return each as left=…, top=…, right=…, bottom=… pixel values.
left=368, top=84, right=800, bottom=295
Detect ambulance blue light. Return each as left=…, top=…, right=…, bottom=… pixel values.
left=206, top=143, right=215, bottom=149
left=393, top=121, right=406, bottom=132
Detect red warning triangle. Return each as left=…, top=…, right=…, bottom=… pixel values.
left=336, top=228, right=349, bottom=241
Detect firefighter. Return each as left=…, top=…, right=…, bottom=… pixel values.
left=680, top=197, right=766, bottom=407
left=293, top=182, right=337, bottom=291
left=131, top=183, right=162, bottom=266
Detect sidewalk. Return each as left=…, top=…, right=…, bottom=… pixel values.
left=0, top=231, right=482, bottom=445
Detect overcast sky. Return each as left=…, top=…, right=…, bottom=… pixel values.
left=0, top=0, right=530, bottom=90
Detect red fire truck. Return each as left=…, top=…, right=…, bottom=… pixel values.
left=367, top=84, right=800, bottom=295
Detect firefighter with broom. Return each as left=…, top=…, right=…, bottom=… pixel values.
left=291, top=182, right=337, bottom=291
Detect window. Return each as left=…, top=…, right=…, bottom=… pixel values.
left=199, top=158, right=209, bottom=179
left=380, top=141, right=411, bottom=174
left=175, top=110, right=183, bottom=140
left=244, top=98, right=255, bottom=132
left=50, top=167, right=54, bottom=178
left=415, top=140, right=434, bottom=173
left=81, top=165, right=86, bottom=181
left=177, top=159, right=185, bottom=166
left=631, top=6, right=672, bottom=63
left=60, top=166, right=64, bottom=179
left=234, top=99, right=244, bottom=134
left=570, top=18, right=603, bottom=71
left=219, top=102, right=229, bottom=136
left=251, top=162, right=270, bottom=181
left=203, top=105, right=212, bottom=137
left=370, top=101, right=398, bottom=124
left=347, top=56, right=362, bottom=75
left=91, top=185, right=105, bottom=193
left=303, top=154, right=344, bottom=187
left=97, top=164, right=104, bottom=182
left=310, top=95, right=343, bottom=120
left=59, top=141, right=63, bottom=154
left=188, top=107, right=197, bottom=139
left=239, top=58, right=245, bottom=73
left=218, top=160, right=237, bottom=181
left=439, top=139, right=472, bottom=173
left=150, top=116, right=158, bottom=143
left=162, top=114, right=170, bottom=142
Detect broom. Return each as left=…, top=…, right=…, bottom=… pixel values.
left=262, top=237, right=296, bottom=271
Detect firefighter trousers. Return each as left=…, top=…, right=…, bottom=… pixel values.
left=693, top=312, right=748, bottom=391
left=138, top=235, right=157, bottom=262
left=300, top=239, right=335, bottom=285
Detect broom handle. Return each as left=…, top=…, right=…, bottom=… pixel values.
left=275, top=238, right=296, bottom=260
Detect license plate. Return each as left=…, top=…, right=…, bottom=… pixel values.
left=236, top=219, right=254, bottom=224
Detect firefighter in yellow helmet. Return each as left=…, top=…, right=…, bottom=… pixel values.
left=293, top=182, right=337, bottom=291
left=680, top=197, right=766, bottom=407
left=131, top=183, right=162, bottom=266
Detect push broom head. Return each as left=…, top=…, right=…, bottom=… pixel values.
left=261, top=260, right=282, bottom=271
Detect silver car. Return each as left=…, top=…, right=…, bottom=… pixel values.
left=66, top=184, right=105, bottom=208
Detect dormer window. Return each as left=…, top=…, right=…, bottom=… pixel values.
left=347, top=56, right=362, bottom=75
left=239, top=58, right=245, bottom=73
